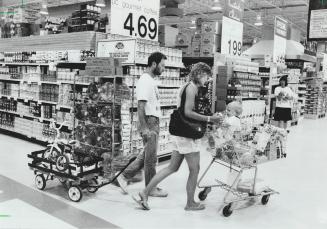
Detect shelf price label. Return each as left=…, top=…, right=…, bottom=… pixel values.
left=110, top=0, right=160, bottom=41
left=221, top=16, right=244, bottom=56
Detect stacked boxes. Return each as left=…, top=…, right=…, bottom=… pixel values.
left=304, top=80, right=327, bottom=119
left=58, top=84, right=73, bottom=107
left=175, top=21, right=219, bottom=57
left=215, top=66, right=228, bottom=112
left=0, top=82, right=20, bottom=98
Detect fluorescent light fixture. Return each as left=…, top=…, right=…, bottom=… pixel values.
left=189, top=26, right=196, bottom=29
left=191, top=19, right=195, bottom=24
left=254, top=13, right=263, bottom=26
left=40, top=3, right=49, bottom=15
left=96, top=0, right=106, bottom=7
left=212, top=0, right=222, bottom=11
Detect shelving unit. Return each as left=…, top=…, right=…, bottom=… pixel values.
left=0, top=32, right=105, bottom=143
left=96, top=38, right=185, bottom=160
left=212, top=53, right=266, bottom=130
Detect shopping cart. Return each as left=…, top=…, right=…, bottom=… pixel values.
left=197, top=124, right=287, bottom=217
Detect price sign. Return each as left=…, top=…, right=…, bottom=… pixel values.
left=110, top=0, right=160, bottom=41
left=221, top=16, right=244, bottom=56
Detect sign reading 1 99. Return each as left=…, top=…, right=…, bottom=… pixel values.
left=123, top=13, right=158, bottom=40
left=228, top=39, right=242, bottom=56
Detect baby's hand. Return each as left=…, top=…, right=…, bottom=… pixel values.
left=221, top=121, right=231, bottom=129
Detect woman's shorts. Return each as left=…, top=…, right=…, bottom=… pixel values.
left=169, top=136, right=201, bottom=155
left=274, top=107, right=292, bottom=121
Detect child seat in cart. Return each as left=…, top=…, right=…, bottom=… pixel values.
left=198, top=124, right=288, bottom=217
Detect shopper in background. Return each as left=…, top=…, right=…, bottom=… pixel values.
left=116, top=52, right=168, bottom=197
left=133, top=62, right=223, bottom=211
left=273, top=75, right=296, bottom=130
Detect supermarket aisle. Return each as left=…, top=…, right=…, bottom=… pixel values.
left=0, top=118, right=327, bottom=229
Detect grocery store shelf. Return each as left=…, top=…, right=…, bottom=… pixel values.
left=0, top=109, right=18, bottom=115
left=128, top=85, right=181, bottom=89
left=39, top=100, right=58, bottom=105
left=59, top=81, right=90, bottom=86
left=57, top=105, right=73, bottom=110
left=123, top=61, right=184, bottom=69
left=0, top=32, right=105, bottom=52
left=0, top=62, right=50, bottom=66
left=0, top=77, right=22, bottom=82
left=0, top=95, right=18, bottom=100
left=0, top=126, right=52, bottom=144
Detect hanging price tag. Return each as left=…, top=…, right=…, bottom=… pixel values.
left=110, top=0, right=160, bottom=41
left=221, top=16, right=244, bottom=56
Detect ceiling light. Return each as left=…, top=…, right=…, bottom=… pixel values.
left=40, top=3, right=49, bottom=15
left=95, top=0, right=106, bottom=7
left=254, top=13, right=263, bottom=26
left=191, top=19, right=195, bottom=24
left=189, top=26, right=196, bottom=29
left=211, top=0, right=222, bottom=11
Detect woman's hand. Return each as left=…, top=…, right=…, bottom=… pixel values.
left=210, top=113, right=223, bottom=124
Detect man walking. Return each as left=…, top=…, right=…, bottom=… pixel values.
left=116, top=52, right=168, bottom=197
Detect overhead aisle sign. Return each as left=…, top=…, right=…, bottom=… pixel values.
left=307, top=0, right=327, bottom=41
left=110, top=0, right=160, bottom=41
left=221, top=16, right=244, bottom=56
left=273, top=16, right=288, bottom=65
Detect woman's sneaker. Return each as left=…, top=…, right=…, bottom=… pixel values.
left=149, top=187, right=168, bottom=197
left=116, top=173, right=129, bottom=194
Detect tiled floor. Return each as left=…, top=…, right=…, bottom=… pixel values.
left=0, top=118, right=327, bottom=229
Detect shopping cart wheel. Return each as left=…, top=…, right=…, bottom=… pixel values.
left=261, top=194, right=270, bottom=205
left=198, top=187, right=211, bottom=201
left=68, top=186, right=83, bottom=202
left=56, top=155, right=69, bottom=172
left=87, top=178, right=99, bottom=193
left=222, top=204, right=233, bottom=217
left=35, top=174, right=46, bottom=190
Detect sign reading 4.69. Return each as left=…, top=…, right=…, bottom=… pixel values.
left=111, top=0, right=160, bottom=41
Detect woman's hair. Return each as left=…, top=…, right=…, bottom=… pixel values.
left=279, top=75, right=288, bottom=86
left=188, top=62, right=212, bottom=85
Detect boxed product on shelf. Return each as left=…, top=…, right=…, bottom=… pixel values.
left=175, top=31, right=192, bottom=47
left=201, top=22, right=219, bottom=34
left=40, top=84, right=59, bottom=102
left=0, top=112, right=15, bottom=128
left=58, top=84, right=73, bottom=107
left=0, top=98, right=17, bottom=112
left=0, top=82, right=20, bottom=98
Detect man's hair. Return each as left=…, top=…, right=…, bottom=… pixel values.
left=147, top=52, right=167, bottom=67
left=279, top=75, right=288, bottom=86
left=188, top=62, right=212, bottom=84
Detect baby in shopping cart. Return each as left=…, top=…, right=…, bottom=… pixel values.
left=208, top=101, right=244, bottom=188
left=208, top=101, right=242, bottom=150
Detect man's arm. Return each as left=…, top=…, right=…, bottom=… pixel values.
left=138, top=100, right=149, bottom=134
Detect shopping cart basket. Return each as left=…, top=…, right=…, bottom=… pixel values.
left=197, top=124, right=287, bottom=217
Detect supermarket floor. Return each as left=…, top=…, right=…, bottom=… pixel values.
left=1, top=119, right=327, bottom=229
